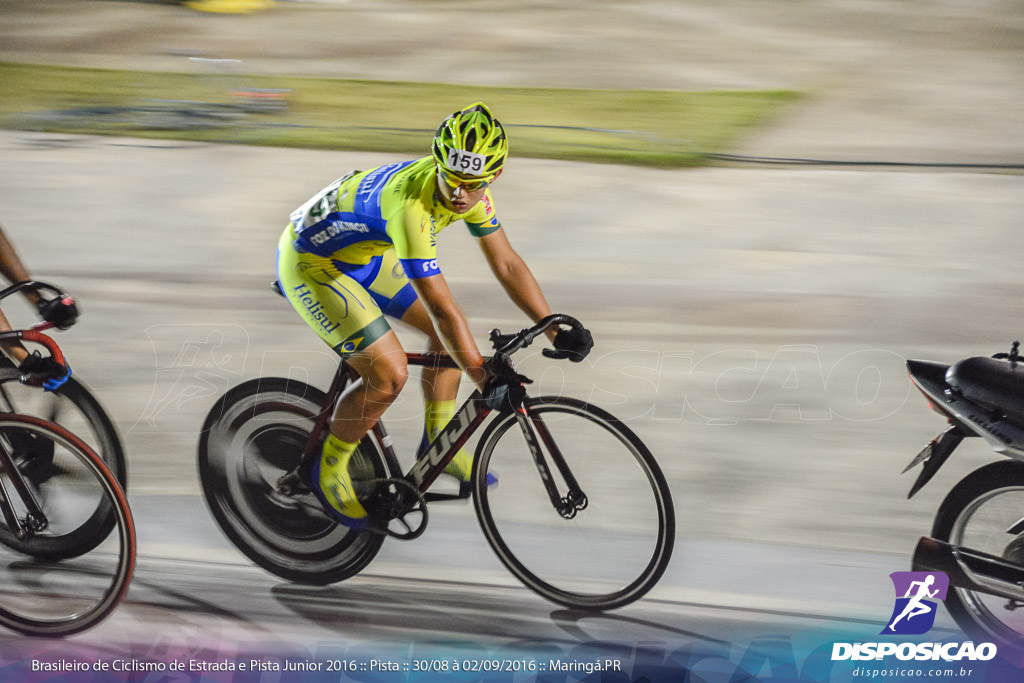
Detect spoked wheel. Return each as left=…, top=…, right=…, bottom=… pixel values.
left=198, top=377, right=387, bottom=585
left=0, top=415, right=135, bottom=636
left=932, top=460, right=1024, bottom=653
left=473, top=396, right=674, bottom=610
left=0, top=366, right=127, bottom=559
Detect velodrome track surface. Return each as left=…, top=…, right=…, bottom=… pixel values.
left=0, top=130, right=1021, bottom=654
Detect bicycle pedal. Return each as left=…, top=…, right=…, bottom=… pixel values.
left=275, top=469, right=309, bottom=496
left=424, top=488, right=471, bottom=503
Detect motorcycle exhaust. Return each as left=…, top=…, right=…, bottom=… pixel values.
left=913, top=537, right=1024, bottom=603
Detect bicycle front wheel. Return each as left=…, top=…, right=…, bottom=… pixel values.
left=473, top=396, right=674, bottom=610
left=0, top=415, right=135, bottom=636
left=0, top=365, right=127, bottom=559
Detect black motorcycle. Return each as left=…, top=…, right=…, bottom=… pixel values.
left=903, top=341, right=1024, bottom=651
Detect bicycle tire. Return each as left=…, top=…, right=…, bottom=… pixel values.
left=0, top=366, right=127, bottom=559
left=931, top=460, right=1024, bottom=652
left=473, top=396, right=675, bottom=610
left=0, top=414, right=135, bottom=637
left=0, top=366, right=126, bottom=483
left=198, top=377, right=386, bottom=585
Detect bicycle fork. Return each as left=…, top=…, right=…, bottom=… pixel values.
left=514, top=408, right=588, bottom=519
left=0, top=440, right=47, bottom=540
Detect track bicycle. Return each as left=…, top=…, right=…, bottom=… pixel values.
left=0, top=281, right=126, bottom=490
left=199, top=293, right=674, bottom=610
left=0, top=316, right=135, bottom=636
left=0, top=282, right=127, bottom=562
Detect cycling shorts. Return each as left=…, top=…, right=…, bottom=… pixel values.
left=277, top=224, right=419, bottom=357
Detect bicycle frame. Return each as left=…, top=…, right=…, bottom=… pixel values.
left=0, top=324, right=65, bottom=539
left=299, top=353, right=489, bottom=495
left=0, top=434, right=45, bottom=540
left=299, top=349, right=587, bottom=514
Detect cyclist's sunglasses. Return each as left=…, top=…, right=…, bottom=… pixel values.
left=438, top=168, right=494, bottom=193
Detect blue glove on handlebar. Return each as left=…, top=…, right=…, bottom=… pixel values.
left=18, top=351, right=72, bottom=392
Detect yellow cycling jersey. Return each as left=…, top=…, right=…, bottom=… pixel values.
left=288, top=156, right=501, bottom=278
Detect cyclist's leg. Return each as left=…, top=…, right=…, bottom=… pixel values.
left=313, top=331, right=407, bottom=527
left=277, top=227, right=406, bottom=527
left=330, top=332, right=409, bottom=443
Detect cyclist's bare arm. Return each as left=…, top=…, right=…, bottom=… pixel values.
left=410, top=273, right=488, bottom=390
left=0, top=225, right=41, bottom=307
left=476, top=228, right=556, bottom=341
left=0, top=225, right=35, bottom=362
left=0, top=307, right=29, bottom=364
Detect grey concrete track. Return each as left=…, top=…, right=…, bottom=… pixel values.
left=0, top=131, right=1021, bottom=652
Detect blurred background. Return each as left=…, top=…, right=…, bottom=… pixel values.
left=0, top=0, right=1022, bottom=650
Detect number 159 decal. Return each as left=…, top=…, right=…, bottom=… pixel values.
left=447, top=148, right=487, bottom=175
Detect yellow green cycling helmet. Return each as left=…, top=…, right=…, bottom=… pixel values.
left=432, top=102, right=508, bottom=179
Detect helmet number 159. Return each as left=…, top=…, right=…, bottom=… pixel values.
left=446, top=148, right=487, bottom=175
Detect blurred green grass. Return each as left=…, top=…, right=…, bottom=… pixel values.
left=0, top=62, right=800, bottom=167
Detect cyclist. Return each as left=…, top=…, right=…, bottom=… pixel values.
left=278, top=102, right=593, bottom=529
left=0, top=224, right=77, bottom=391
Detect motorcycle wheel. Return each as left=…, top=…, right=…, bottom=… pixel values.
left=931, top=460, right=1024, bottom=653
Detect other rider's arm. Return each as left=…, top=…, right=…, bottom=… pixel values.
left=0, top=225, right=35, bottom=363
left=410, top=273, right=488, bottom=391
left=0, top=224, right=42, bottom=308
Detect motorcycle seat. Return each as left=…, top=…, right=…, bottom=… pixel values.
left=946, top=356, right=1024, bottom=420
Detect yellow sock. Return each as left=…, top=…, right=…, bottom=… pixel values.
left=319, top=434, right=367, bottom=520
left=424, top=399, right=473, bottom=480
left=425, top=400, right=456, bottom=441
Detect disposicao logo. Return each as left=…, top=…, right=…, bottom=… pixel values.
left=830, top=571, right=998, bottom=663
left=882, top=571, right=949, bottom=636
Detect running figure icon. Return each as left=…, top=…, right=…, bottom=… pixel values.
left=889, top=575, right=939, bottom=630
left=882, top=571, right=949, bottom=635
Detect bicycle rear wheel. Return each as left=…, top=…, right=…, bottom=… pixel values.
left=0, top=366, right=127, bottom=559
left=473, top=396, right=674, bottom=610
left=198, top=377, right=386, bottom=585
left=0, top=415, right=135, bottom=636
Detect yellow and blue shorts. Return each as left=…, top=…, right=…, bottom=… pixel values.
left=277, top=225, right=418, bottom=356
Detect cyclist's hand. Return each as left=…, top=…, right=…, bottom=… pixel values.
left=18, top=351, right=72, bottom=392
left=546, top=325, right=594, bottom=362
left=36, top=295, right=79, bottom=330
left=480, top=358, right=532, bottom=412
left=481, top=379, right=526, bottom=413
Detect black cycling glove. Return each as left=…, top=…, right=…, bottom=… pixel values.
left=480, top=358, right=532, bottom=412
left=36, top=295, right=79, bottom=330
left=19, top=351, right=72, bottom=392
left=548, top=326, right=594, bottom=363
